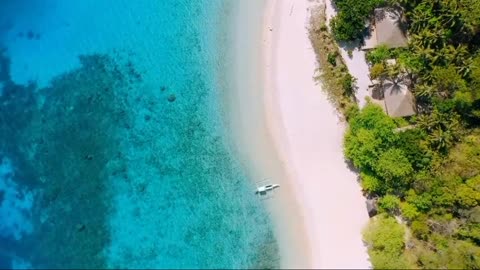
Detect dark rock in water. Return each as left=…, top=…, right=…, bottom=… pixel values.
left=137, top=183, right=147, bottom=193
left=27, top=30, right=34, bottom=40
left=144, top=115, right=151, bottom=121
left=133, top=207, right=141, bottom=217
left=366, top=199, right=378, bottom=217
left=84, top=154, right=94, bottom=161
left=168, top=94, right=176, bottom=102
left=160, top=86, right=166, bottom=91
left=76, top=224, right=86, bottom=232
left=0, top=190, right=4, bottom=205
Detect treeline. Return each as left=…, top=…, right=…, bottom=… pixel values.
left=333, top=0, right=480, bottom=268
left=330, top=0, right=386, bottom=41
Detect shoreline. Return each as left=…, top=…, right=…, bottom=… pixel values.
left=224, top=0, right=372, bottom=268
left=263, top=0, right=371, bottom=268
left=224, top=0, right=311, bottom=268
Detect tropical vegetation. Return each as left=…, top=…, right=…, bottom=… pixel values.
left=332, top=0, right=480, bottom=268
left=309, top=5, right=358, bottom=116
left=330, top=0, right=385, bottom=41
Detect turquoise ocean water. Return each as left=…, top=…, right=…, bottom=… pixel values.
left=0, top=0, right=279, bottom=268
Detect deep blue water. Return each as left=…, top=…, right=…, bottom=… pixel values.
left=0, top=0, right=279, bottom=268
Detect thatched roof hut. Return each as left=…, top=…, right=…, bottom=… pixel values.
left=363, top=8, right=408, bottom=49
left=383, top=77, right=416, bottom=117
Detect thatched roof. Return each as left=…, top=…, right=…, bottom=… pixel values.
left=383, top=78, right=416, bottom=117
left=363, top=8, right=408, bottom=49
left=374, top=8, right=408, bottom=48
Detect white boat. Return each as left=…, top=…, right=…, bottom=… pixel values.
left=255, top=184, right=280, bottom=194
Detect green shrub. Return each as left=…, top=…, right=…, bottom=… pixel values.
left=364, top=214, right=411, bottom=268
left=458, top=223, right=480, bottom=244
left=400, top=202, right=420, bottom=221
left=364, top=214, right=405, bottom=253
left=347, top=49, right=353, bottom=58
left=330, top=0, right=385, bottom=42
left=396, top=129, right=430, bottom=171
left=342, top=73, right=356, bottom=95
left=467, top=175, right=480, bottom=191
left=330, top=15, right=365, bottom=42
left=369, top=251, right=411, bottom=269
left=319, top=23, right=328, bottom=32
left=411, top=219, right=430, bottom=240
left=361, top=171, right=383, bottom=194
left=366, top=45, right=391, bottom=64
left=406, top=190, right=433, bottom=212
left=345, top=128, right=381, bottom=169
left=456, top=184, right=479, bottom=208
left=327, top=52, right=338, bottom=66
left=344, top=102, right=360, bottom=121
left=345, top=103, right=404, bottom=192
left=379, top=194, right=400, bottom=213
left=374, top=148, right=413, bottom=181
left=369, top=63, right=386, bottom=79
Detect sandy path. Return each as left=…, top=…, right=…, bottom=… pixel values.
left=263, top=0, right=371, bottom=268
left=324, top=1, right=372, bottom=108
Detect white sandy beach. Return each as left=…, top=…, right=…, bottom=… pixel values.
left=227, top=0, right=371, bottom=268
left=263, top=0, right=371, bottom=268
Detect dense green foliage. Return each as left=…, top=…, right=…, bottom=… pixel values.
left=363, top=214, right=411, bottom=269
left=341, top=0, right=480, bottom=268
left=345, top=104, right=414, bottom=195
left=330, top=0, right=386, bottom=41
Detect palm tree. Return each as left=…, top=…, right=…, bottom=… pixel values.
left=417, top=109, right=462, bottom=151
left=428, top=127, right=454, bottom=151
left=410, top=44, right=437, bottom=71
left=409, top=2, right=435, bottom=33
left=416, top=111, right=441, bottom=132
left=414, top=84, right=436, bottom=99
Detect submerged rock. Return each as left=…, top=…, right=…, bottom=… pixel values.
left=168, top=94, right=176, bottom=102
left=27, top=30, right=34, bottom=40
left=76, top=224, right=86, bottom=232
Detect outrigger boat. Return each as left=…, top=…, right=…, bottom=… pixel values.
left=255, top=184, right=280, bottom=194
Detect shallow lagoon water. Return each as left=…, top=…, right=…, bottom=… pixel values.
left=0, top=0, right=279, bottom=268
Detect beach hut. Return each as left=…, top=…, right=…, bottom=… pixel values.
left=363, top=8, right=408, bottom=50
left=368, top=58, right=416, bottom=117
left=382, top=77, right=416, bottom=117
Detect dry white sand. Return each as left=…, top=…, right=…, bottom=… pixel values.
left=263, top=0, right=372, bottom=268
